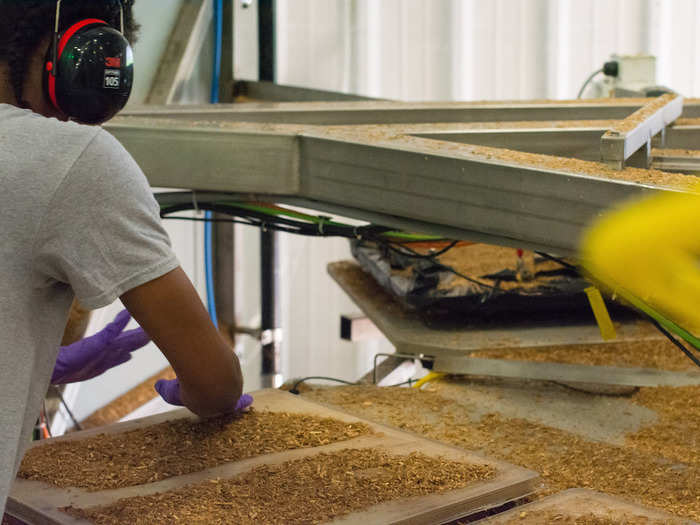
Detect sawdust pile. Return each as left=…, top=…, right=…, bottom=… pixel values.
left=500, top=510, right=670, bottom=524
left=472, top=337, right=695, bottom=372
left=437, top=245, right=565, bottom=292
left=64, top=448, right=495, bottom=525
left=303, top=383, right=700, bottom=521
left=388, top=243, right=571, bottom=295
left=675, top=118, right=700, bottom=126
left=605, top=94, right=678, bottom=134
left=652, top=148, right=700, bottom=158
left=626, top=386, right=700, bottom=466
left=18, top=410, right=371, bottom=491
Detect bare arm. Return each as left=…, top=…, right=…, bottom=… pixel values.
left=120, top=267, right=243, bottom=418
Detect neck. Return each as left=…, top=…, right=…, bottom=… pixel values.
left=0, top=62, right=18, bottom=106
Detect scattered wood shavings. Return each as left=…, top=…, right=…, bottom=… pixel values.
left=501, top=510, right=669, bottom=524
left=304, top=383, right=700, bottom=521
left=472, top=338, right=695, bottom=372
left=18, top=410, right=371, bottom=491
left=386, top=243, right=572, bottom=299
left=652, top=148, right=700, bottom=158
left=627, top=386, right=700, bottom=466
left=322, top=120, right=618, bottom=134
left=63, top=448, right=495, bottom=525
left=605, top=94, right=679, bottom=134
left=674, top=118, right=700, bottom=126
left=435, top=244, right=568, bottom=292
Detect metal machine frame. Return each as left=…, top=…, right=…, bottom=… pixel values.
left=106, top=93, right=700, bottom=388
left=112, top=1, right=700, bottom=388
left=112, top=95, right=698, bottom=255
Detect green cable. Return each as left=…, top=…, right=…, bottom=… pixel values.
left=160, top=201, right=446, bottom=242
left=623, top=293, right=700, bottom=350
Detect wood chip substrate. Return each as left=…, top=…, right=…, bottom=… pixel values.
left=495, top=511, right=666, bottom=524
left=652, top=148, right=700, bottom=158
left=10, top=390, right=538, bottom=524
left=64, top=449, right=495, bottom=525
left=18, top=410, right=371, bottom=491
left=477, top=489, right=690, bottom=524
left=472, top=337, right=696, bottom=372
left=389, top=243, right=566, bottom=294
left=304, top=382, right=700, bottom=521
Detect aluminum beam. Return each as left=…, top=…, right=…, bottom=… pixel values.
left=119, top=98, right=700, bottom=125
left=600, top=95, right=684, bottom=169
left=297, top=132, right=665, bottom=254
left=377, top=124, right=700, bottom=163
left=109, top=117, right=688, bottom=254
left=432, top=356, right=700, bottom=388
left=652, top=151, right=700, bottom=175
left=106, top=121, right=300, bottom=194
left=412, top=127, right=607, bottom=161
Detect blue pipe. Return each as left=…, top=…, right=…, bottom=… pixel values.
left=205, top=0, right=224, bottom=328
left=211, top=0, right=223, bottom=104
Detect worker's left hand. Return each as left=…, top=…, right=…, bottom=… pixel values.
left=154, top=378, right=253, bottom=413
left=51, top=310, right=150, bottom=384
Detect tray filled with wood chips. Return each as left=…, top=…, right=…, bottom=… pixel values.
left=8, top=389, right=539, bottom=525
left=477, top=489, right=698, bottom=524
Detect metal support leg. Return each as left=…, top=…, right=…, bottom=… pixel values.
left=258, top=0, right=282, bottom=388
left=213, top=216, right=236, bottom=346
left=261, top=230, right=282, bottom=387
left=213, top=0, right=236, bottom=347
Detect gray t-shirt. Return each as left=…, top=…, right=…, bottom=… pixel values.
left=0, top=104, right=179, bottom=512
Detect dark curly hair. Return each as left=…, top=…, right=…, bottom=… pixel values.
left=0, top=0, right=140, bottom=106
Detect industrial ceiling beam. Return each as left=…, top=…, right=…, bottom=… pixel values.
left=145, top=0, right=212, bottom=105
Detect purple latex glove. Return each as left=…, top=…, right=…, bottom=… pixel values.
left=51, top=310, right=150, bottom=384
left=155, top=378, right=253, bottom=413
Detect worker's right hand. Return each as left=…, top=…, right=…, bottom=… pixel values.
left=155, top=377, right=253, bottom=413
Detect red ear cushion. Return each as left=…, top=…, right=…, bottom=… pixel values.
left=48, top=18, right=107, bottom=112
left=57, top=18, right=107, bottom=56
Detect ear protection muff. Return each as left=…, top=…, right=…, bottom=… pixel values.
left=44, top=0, right=134, bottom=124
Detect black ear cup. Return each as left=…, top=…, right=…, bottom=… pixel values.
left=46, top=22, right=134, bottom=124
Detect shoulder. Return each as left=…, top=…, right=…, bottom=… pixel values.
left=0, top=104, right=99, bottom=153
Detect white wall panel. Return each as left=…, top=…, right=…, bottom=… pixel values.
left=275, top=0, right=700, bottom=100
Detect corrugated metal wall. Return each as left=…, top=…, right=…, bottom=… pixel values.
left=276, top=0, right=700, bottom=101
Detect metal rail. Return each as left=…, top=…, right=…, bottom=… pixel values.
left=600, top=95, right=684, bottom=169
left=118, top=98, right=700, bottom=125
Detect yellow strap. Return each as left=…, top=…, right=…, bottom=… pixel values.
left=412, top=372, right=446, bottom=389
left=584, top=286, right=617, bottom=341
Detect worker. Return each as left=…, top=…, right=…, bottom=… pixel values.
left=0, top=0, right=250, bottom=514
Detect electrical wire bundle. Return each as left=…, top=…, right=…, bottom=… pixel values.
left=158, top=193, right=454, bottom=246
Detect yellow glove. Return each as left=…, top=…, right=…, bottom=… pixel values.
left=580, top=183, right=700, bottom=333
